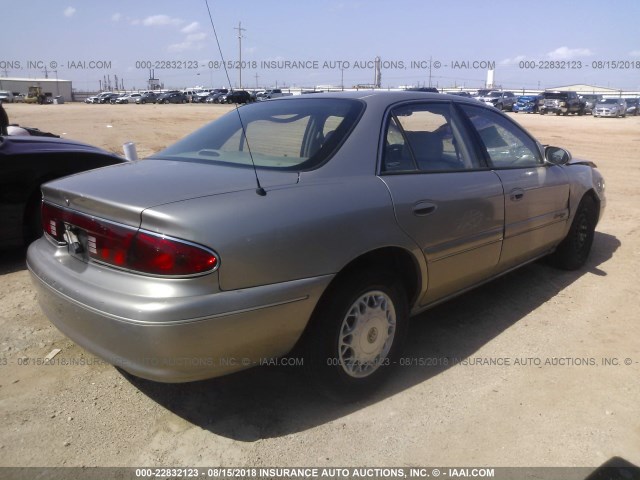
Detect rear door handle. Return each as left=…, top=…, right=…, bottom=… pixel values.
left=510, top=188, right=525, bottom=201
left=413, top=202, right=437, bottom=216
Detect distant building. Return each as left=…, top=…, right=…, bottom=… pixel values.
left=547, top=84, right=620, bottom=94
left=0, top=77, right=73, bottom=101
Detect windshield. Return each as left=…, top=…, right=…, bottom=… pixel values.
left=154, top=98, right=364, bottom=170
left=487, top=92, right=502, bottom=97
left=544, top=93, right=568, bottom=99
left=601, top=99, right=618, bottom=104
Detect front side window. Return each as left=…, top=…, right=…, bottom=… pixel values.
left=382, top=102, right=479, bottom=173
left=154, top=98, right=364, bottom=170
left=459, top=104, right=542, bottom=169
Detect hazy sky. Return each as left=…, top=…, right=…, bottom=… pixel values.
left=3, top=0, right=640, bottom=91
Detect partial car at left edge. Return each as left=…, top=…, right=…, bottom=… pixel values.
left=0, top=135, right=125, bottom=247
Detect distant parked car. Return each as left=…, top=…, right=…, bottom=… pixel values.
left=446, top=91, right=472, bottom=97
left=405, top=87, right=440, bottom=93
left=192, top=91, right=213, bottom=103
left=593, top=98, right=627, bottom=118
left=136, top=92, right=159, bottom=104
left=157, top=92, right=187, bottom=104
left=0, top=91, right=15, bottom=103
left=27, top=92, right=605, bottom=396
left=624, top=98, right=639, bottom=116
left=205, top=92, right=227, bottom=104
left=580, top=94, right=603, bottom=115
left=101, top=93, right=121, bottom=104
left=477, top=91, right=517, bottom=111
left=115, top=93, right=142, bottom=104
left=0, top=135, right=125, bottom=247
left=512, top=95, right=541, bottom=113
left=225, top=90, right=252, bottom=104
left=85, top=92, right=113, bottom=104
left=539, top=91, right=585, bottom=116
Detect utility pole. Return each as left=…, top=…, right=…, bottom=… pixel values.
left=42, top=67, right=49, bottom=79
left=234, top=21, right=246, bottom=89
left=254, top=72, right=259, bottom=89
left=428, top=56, right=432, bottom=88
left=53, top=70, right=59, bottom=95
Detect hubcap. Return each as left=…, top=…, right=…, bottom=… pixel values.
left=338, top=290, right=396, bottom=378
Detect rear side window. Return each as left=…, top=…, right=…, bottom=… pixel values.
left=382, top=102, right=480, bottom=173
left=458, top=104, right=542, bottom=169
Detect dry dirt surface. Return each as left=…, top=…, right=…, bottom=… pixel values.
left=1, top=102, right=639, bottom=470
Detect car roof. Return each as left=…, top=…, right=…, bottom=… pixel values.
left=277, top=90, right=482, bottom=108
left=0, top=135, right=122, bottom=158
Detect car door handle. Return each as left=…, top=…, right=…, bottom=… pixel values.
left=413, top=202, right=437, bottom=216
left=510, top=188, right=525, bottom=201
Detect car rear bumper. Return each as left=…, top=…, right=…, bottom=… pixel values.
left=27, top=237, right=332, bottom=383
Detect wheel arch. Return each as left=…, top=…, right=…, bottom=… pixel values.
left=292, top=246, right=422, bottom=353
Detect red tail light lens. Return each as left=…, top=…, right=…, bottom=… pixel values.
left=42, top=202, right=218, bottom=276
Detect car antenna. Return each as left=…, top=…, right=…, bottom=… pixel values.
left=204, top=0, right=266, bottom=196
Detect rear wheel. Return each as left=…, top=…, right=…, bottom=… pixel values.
left=549, top=196, right=597, bottom=270
left=306, top=268, right=408, bottom=398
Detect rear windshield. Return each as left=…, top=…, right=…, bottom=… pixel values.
left=544, top=93, right=569, bottom=99
left=154, top=98, right=364, bottom=170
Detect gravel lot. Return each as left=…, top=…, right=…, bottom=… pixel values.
left=1, top=102, right=639, bottom=469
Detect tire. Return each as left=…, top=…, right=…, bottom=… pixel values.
left=540, top=110, right=545, bottom=115
left=305, top=268, right=409, bottom=398
left=496, top=103, right=503, bottom=111
left=549, top=196, right=597, bottom=270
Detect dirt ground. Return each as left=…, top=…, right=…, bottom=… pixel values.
left=1, top=102, right=639, bottom=469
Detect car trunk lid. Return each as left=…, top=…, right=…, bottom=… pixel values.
left=41, top=158, right=299, bottom=227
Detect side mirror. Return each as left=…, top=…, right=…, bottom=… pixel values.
left=544, top=146, right=572, bottom=165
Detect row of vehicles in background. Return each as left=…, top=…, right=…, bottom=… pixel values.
left=460, top=89, right=638, bottom=117
left=84, top=88, right=293, bottom=106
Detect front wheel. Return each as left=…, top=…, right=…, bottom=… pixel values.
left=549, top=196, right=597, bottom=270
left=306, top=269, right=408, bottom=398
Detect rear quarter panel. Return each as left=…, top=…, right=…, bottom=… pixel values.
left=140, top=175, right=424, bottom=292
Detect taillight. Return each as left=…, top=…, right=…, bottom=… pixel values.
left=41, top=202, right=218, bottom=276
